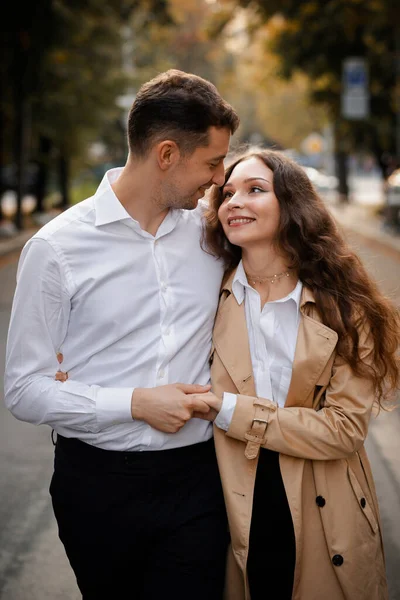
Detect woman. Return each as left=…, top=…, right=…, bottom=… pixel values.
left=199, top=149, right=399, bottom=600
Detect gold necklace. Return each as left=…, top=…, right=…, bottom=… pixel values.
left=244, top=269, right=292, bottom=285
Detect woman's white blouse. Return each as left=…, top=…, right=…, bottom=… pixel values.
left=215, top=260, right=303, bottom=431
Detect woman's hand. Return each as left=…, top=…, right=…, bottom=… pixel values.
left=191, top=392, right=222, bottom=421
left=55, top=352, right=68, bottom=382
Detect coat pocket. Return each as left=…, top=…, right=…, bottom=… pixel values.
left=347, top=465, right=378, bottom=534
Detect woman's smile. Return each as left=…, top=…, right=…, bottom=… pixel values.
left=227, top=217, right=255, bottom=227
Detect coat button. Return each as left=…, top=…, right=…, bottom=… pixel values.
left=332, top=554, right=344, bottom=566
left=316, top=495, right=326, bottom=507
left=360, top=497, right=366, bottom=508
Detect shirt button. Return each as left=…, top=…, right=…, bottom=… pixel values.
left=158, top=370, right=165, bottom=378
left=316, top=495, right=326, bottom=508
left=161, top=282, right=167, bottom=291
left=360, top=497, right=366, bottom=509
left=165, top=328, right=170, bottom=336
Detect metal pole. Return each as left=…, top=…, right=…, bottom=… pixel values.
left=396, top=25, right=400, bottom=163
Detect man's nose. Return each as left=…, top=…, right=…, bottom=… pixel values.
left=211, top=162, right=226, bottom=187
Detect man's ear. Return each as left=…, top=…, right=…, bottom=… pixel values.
left=156, top=140, right=181, bottom=171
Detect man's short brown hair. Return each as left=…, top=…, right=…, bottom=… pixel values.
left=127, top=69, right=239, bottom=158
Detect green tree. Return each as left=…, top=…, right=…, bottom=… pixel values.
left=208, top=10, right=328, bottom=151
left=1, top=0, right=171, bottom=227
left=126, top=0, right=326, bottom=153
left=223, top=0, right=400, bottom=199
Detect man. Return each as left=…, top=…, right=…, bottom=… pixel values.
left=4, top=69, right=239, bottom=599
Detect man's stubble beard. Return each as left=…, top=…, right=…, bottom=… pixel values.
left=154, top=179, right=198, bottom=211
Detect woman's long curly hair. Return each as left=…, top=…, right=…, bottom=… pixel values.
left=202, top=148, right=399, bottom=407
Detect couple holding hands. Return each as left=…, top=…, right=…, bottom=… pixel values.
left=5, top=69, right=399, bottom=600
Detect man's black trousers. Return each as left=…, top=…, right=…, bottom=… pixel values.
left=50, top=435, right=228, bottom=600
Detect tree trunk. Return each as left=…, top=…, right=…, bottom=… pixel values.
left=335, top=150, right=349, bottom=203
left=58, top=153, right=69, bottom=209
left=333, top=120, right=350, bottom=204
left=13, top=29, right=31, bottom=230
left=34, top=136, right=52, bottom=213
left=14, top=96, right=30, bottom=230
left=0, top=105, right=4, bottom=222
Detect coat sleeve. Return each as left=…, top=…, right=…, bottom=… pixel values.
left=225, top=324, right=377, bottom=460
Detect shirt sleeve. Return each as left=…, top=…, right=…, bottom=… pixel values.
left=4, top=237, right=133, bottom=433
left=214, top=392, right=237, bottom=431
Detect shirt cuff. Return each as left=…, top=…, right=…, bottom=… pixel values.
left=95, top=387, right=134, bottom=430
left=214, top=392, right=237, bottom=431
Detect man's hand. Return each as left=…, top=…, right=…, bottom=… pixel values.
left=190, top=392, right=222, bottom=422
left=131, top=384, right=212, bottom=433
left=54, top=355, right=212, bottom=434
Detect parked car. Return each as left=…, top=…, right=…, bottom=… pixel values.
left=301, top=166, right=338, bottom=193
left=384, top=168, right=400, bottom=233
left=387, top=168, right=400, bottom=195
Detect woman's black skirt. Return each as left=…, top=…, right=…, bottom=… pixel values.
left=247, top=448, right=296, bottom=600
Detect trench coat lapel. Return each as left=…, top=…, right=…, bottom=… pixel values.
left=285, top=287, right=338, bottom=407
left=213, top=276, right=338, bottom=406
left=212, top=283, right=256, bottom=398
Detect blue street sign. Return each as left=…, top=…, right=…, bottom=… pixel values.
left=341, top=57, right=369, bottom=119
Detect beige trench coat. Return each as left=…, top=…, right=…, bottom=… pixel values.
left=211, top=272, right=388, bottom=600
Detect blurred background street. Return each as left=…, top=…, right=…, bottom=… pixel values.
left=1, top=0, right=400, bottom=598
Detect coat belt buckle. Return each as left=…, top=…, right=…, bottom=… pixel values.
left=252, top=418, right=268, bottom=426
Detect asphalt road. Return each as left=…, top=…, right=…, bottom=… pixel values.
left=0, top=229, right=399, bottom=600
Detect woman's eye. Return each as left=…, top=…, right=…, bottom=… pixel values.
left=251, top=186, right=264, bottom=193
left=222, top=191, right=233, bottom=199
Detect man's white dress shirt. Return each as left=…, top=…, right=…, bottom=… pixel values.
left=215, top=261, right=302, bottom=431
left=5, top=168, right=224, bottom=451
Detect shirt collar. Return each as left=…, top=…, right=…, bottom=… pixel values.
left=94, top=168, right=132, bottom=227
left=281, top=278, right=303, bottom=310
left=93, top=168, right=182, bottom=236
left=231, top=261, right=249, bottom=304
left=231, top=260, right=303, bottom=309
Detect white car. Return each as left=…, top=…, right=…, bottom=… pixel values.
left=386, top=168, right=400, bottom=207
left=301, top=166, right=338, bottom=192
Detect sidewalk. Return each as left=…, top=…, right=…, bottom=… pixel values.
left=0, top=227, right=39, bottom=258
left=328, top=202, right=400, bottom=257
left=1, top=203, right=400, bottom=260
left=0, top=211, right=60, bottom=259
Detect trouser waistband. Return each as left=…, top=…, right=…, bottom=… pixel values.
left=55, top=433, right=216, bottom=471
